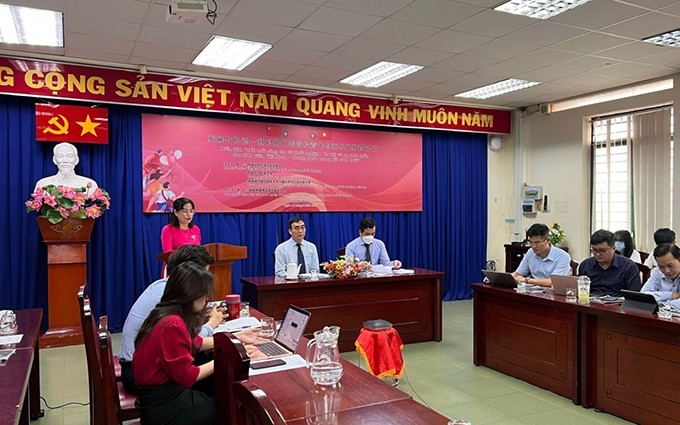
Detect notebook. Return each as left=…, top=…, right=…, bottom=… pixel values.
left=550, top=275, right=579, bottom=296
left=482, top=270, right=517, bottom=288
left=253, top=304, right=311, bottom=360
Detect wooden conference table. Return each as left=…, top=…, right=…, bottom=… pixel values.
left=473, top=283, right=680, bottom=425
left=242, top=268, right=443, bottom=352
left=221, top=308, right=454, bottom=424
left=0, top=309, right=43, bottom=425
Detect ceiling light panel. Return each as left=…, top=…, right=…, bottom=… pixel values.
left=455, top=78, right=541, bottom=99
left=340, top=62, right=424, bottom=88
left=642, top=30, right=680, bottom=48
left=494, top=0, right=593, bottom=19
left=193, top=36, right=272, bottom=71
left=0, top=4, right=63, bottom=47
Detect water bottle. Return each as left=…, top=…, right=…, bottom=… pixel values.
left=577, top=276, right=591, bottom=304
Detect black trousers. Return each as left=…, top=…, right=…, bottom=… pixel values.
left=137, top=382, right=216, bottom=425
left=119, top=360, right=138, bottom=395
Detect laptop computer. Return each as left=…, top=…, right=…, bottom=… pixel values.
left=550, top=275, right=579, bottom=296
left=481, top=270, right=517, bottom=288
left=253, top=304, right=311, bottom=360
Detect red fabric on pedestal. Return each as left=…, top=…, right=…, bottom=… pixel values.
left=355, top=327, right=404, bottom=379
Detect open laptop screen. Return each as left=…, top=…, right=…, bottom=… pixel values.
left=275, top=305, right=311, bottom=353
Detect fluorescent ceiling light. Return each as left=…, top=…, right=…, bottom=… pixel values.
left=0, top=4, right=63, bottom=47
left=340, top=61, right=423, bottom=88
left=550, top=78, right=673, bottom=112
left=642, top=29, right=680, bottom=48
left=455, top=78, right=541, bottom=99
left=494, top=0, right=593, bottom=19
left=193, top=36, right=271, bottom=71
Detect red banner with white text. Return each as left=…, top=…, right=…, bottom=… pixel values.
left=0, top=56, right=511, bottom=134
left=142, top=114, right=422, bottom=213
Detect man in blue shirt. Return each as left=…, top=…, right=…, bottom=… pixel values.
left=345, top=217, right=401, bottom=269
left=579, top=229, right=641, bottom=296
left=274, top=217, right=319, bottom=277
left=641, top=243, right=680, bottom=308
left=511, top=223, right=571, bottom=287
left=119, top=244, right=221, bottom=394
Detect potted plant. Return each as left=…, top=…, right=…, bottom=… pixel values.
left=549, top=221, right=566, bottom=246
left=26, top=184, right=110, bottom=241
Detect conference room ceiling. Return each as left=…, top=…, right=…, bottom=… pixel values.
left=4, top=0, right=680, bottom=110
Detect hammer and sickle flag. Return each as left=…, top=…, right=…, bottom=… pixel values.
left=36, top=103, right=109, bottom=144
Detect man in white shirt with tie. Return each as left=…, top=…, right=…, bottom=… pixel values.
left=274, top=217, right=320, bottom=277
left=345, top=217, right=401, bottom=269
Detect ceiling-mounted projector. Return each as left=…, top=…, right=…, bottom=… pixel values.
left=166, top=0, right=208, bottom=24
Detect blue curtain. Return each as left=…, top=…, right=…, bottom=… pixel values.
left=0, top=94, right=488, bottom=331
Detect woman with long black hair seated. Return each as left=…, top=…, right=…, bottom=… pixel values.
left=133, top=262, right=216, bottom=425
left=614, top=230, right=642, bottom=264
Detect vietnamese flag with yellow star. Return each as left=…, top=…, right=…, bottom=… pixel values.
left=35, top=103, right=109, bottom=144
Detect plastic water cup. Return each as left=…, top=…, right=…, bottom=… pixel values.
left=565, top=287, right=577, bottom=303
left=516, top=281, right=527, bottom=293
left=259, top=316, right=276, bottom=340
left=658, top=304, right=673, bottom=320
left=310, top=270, right=319, bottom=281
left=239, top=301, right=250, bottom=318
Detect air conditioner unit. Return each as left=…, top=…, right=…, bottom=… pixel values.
left=166, top=0, right=208, bottom=24
left=539, top=103, right=552, bottom=115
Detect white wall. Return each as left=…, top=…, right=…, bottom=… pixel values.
left=487, top=74, right=680, bottom=270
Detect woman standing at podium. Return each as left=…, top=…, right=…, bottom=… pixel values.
left=161, top=197, right=201, bottom=253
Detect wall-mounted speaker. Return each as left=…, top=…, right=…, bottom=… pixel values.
left=488, top=135, right=503, bottom=151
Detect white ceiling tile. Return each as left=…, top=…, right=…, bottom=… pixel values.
left=66, top=33, right=134, bottom=56
left=387, top=47, right=456, bottom=66
left=131, top=42, right=197, bottom=63
left=660, top=3, right=680, bottom=17
left=389, top=0, right=484, bottom=28
left=261, top=46, right=327, bottom=65
left=594, top=41, right=666, bottom=61
left=360, top=18, right=441, bottom=45
left=551, top=33, right=631, bottom=54
left=311, top=53, right=375, bottom=71
left=515, top=66, right=578, bottom=83
left=66, top=48, right=130, bottom=66
left=137, top=25, right=211, bottom=49
left=230, top=0, right=319, bottom=27
left=333, top=38, right=405, bottom=60
left=415, top=30, right=493, bottom=53
left=241, top=59, right=306, bottom=76
left=131, top=57, right=190, bottom=71
left=277, top=29, right=352, bottom=52
left=463, top=38, right=540, bottom=60
left=294, top=65, right=353, bottom=81
left=623, top=0, right=680, bottom=10
left=65, top=14, right=140, bottom=41
left=502, top=21, right=588, bottom=47
left=550, top=0, right=648, bottom=30
left=323, top=0, right=412, bottom=16
left=558, top=55, right=623, bottom=72
left=450, top=9, right=535, bottom=38
left=600, top=11, right=680, bottom=39
left=432, top=54, right=499, bottom=72
left=590, top=61, right=669, bottom=78
left=214, top=16, right=293, bottom=44
left=299, top=7, right=383, bottom=36
left=408, top=67, right=465, bottom=83
left=63, top=0, right=150, bottom=23
left=633, top=49, right=680, bottom=67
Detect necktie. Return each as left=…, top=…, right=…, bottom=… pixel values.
left=364, top=243, right=372, bottom=263
left=297, top=243, right=306, bottom=274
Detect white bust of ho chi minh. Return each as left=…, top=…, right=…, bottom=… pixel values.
left=34, top=142, right=99, bottom=194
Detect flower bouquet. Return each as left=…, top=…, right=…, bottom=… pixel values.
left=549, top=221, right=566, bottom=246
left=26, top=184, right=111, bottom=224
left=321, top=257, right=371, bottom=279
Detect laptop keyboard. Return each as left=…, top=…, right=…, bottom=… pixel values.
left=257, top=342, right=289, bottom=357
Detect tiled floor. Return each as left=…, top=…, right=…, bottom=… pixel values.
left=35, top=300, right=633, bottom=424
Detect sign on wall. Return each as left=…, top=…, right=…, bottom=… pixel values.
left=142, top=114, right=422, bottom=213
left=35, top=103, right=108, bottom=144
left=0, top=56, right=511, bottom=134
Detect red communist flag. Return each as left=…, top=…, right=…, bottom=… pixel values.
left=36, top=103, right=109, bottom=144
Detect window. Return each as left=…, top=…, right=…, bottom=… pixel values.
left=591, top=107, right=674, bottom=240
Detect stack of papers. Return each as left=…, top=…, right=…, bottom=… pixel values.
left=590, top=295, right=623, bottom=304
left=0, top=334, right=23, bottom=345
left=392, top=268, right=415, bottom=275
left=214, top=317, right=261, bottom=333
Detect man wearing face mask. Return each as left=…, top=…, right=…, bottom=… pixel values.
left=274, top=217, right=320, bottom=278
left=345, top=217, right=402, bottom=269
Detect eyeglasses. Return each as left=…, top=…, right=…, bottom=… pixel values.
left=179, top=209, right=195, bottom=215
left=528, top=238, right=547, bottom=246
left=591, top=247, right=611, bottom=255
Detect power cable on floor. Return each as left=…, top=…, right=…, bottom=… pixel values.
left=40, top=396, right=89, bottom=409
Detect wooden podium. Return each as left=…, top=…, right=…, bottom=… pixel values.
left=157, top=243, right=247, bottom=299
left=37, top=217, right=94, bottom=348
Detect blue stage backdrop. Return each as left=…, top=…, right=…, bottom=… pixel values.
left=1, top=94, right=488, bottom=331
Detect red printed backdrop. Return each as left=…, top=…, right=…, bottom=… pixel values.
left=142, top=115, right=422, bottom=213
